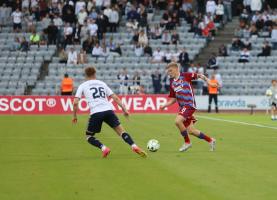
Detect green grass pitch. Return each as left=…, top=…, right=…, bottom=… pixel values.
left=0, top=113, right=277, bottom=200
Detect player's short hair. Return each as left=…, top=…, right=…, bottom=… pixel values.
left=166, top=62, right=179, bottom=69
left=272, top=79, right=277, bottom=83
left=85, top=66, right=96, bottom=77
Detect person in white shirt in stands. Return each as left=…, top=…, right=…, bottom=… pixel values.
left=164, top=48, right=172, bottom=63
left=11, top=8, right=22, bottom=32
left=238, top=48, right=250, bottom=63
left=152, top=47, right=165, bottom=63
left=92, top=43, right=103, bottom=57
left=134, top=44, right=143, bottom=57
left=250, top=0, right=262, bottom=12
left=73, top=66, right=147, bottom=158
left=67, top=47, right=78, bottom=64
left=88, top=19, right=98, bottom=37
left=109, top=6, right=119, bottom=32
left=271, top=25, right=277, bottom=50
left=75, top=0, right=86, bottom=15
left=77, top=7, right=87, bottom=26
left=206, top=0, right=217, bottom=15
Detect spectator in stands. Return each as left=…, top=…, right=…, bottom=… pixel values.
left=58, top=48, right=67, bottom=63
left=88, top=19, right=98, bottom=38
left=250, top=0, right=262, bottom=12
left=109, top=6, right=119, bottom=32
left=41, top=14, right=51, bottom=30
left=161, top=30, right=171, bottom=45
left=130, top=71, right=141, bottom=94
left=62, top=1, right=75, bottom=24
left=272, top=25, right=277, bottom=50
left=101, top=44, right=109, bottom=57
left=20, top=37, right=29, bottom=52
left=39, top=30, right=48, bottom=46
left=0, top=4, right=11, bottom=30
left=152, top=47, right=165, bottom=63
left=151, top=69, right=162, bottom=94
left=208, top=73, right=219, bottom=113
left=11, top=8, right=22, bottom=32
left=206, top=0, right=217, bottom=15
left=96, top=13, right=108, bottom=40
left=138, top=30, right=148, bottom=47
left=77, top=7, right=87, bottom=26
left=46, top=21, right=58, bottom=45
left=171, top=30, right=180, bottom=45
left=92, top=43, right=103, bottom=57
left=243, top=38, right=252, bottom=50
left=238, top=48, right=250, bottom=63
left=126, top=19, right=139, bottom=32
left=72, top=23, right=81, bottom=44
left=82, top=37, right=94, bottom=54
left=53, top=15, right=63, bottom=30
left=165, top=16, right=176, bottom=30
left=63, top=22, right=73, bottom=47
left=150, top=24, right=162, bottom=39
left=61, top=74, right=74, bottom=96
left=231, top=37, right=244, bottom=51
left=144, top=44, right=153, bottom=57
left=131, top=30, right=139, bottom=45
left=218, top=44, right=228, bottom=56
left=117, top=68, right=130, bottom=95
left=67, top=47, right=78, bottom=65
left=78, top=48, right=88, bottom=64
left=29, top=30, right=40, bottom=45
left=223, top=0, right=233, bottom=22
left=215, top=0, right=224, bottom=24
left=160, top=10, right=169, bottom=28
left=258, top=41, right=271, bottom=57
left=179, top=48, right=190, bottom=72
left=10, top=37, right=21, bottom=51
left=207, top=53, right=218, bottom=69
left=110, top=44, right=122, bottom=56
left=164, top=48, right=172, bottom=63
left=134, top=44, right=144, bottom=57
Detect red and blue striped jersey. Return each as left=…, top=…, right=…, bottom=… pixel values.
left=168, top=72, right=197, bottom=109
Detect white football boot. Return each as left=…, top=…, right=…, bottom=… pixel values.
left=179, top=143, right=192, bottom=152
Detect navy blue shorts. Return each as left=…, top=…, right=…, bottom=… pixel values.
left=86, top=110, right=120, bottom=135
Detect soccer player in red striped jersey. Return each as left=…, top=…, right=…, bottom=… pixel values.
left=160, top=62, right=217, bottom=152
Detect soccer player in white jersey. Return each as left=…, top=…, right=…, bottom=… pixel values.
left=72, top=67, right=147, bottom=158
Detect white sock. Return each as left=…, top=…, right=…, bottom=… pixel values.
left=101, top=145, right=106, bottom=151
left=131, top=144, right=137, bottom=148
left=275, top=115, right=277, bottom=120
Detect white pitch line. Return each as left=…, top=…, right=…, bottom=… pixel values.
left=198, top=115, right=277, bottom=130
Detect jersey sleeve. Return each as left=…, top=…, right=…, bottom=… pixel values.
left=184, top=72, right=198, bottom=82
left=168, top=80, right=176, bottom=98
left=104, top=83, right=114, bottom=97
left=75, top=85, right=83, bottom=98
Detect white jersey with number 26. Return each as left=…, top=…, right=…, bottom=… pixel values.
left=75, top=80, right=114, bottom=115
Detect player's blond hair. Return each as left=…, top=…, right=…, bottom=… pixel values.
left=166, top=62, right=179, bottom=69
left=85, top=66, right=96, bottom=77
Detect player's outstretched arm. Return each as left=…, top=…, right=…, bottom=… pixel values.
left=160, top=98, right=177, bottom=110
left=110, top=94, right=129, bottom=118
left=197, top=74, right=218, bottom=88
left=72, top=97, right=79, bottom=124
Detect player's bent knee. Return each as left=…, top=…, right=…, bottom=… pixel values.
left=86, top=130, right=96, bottom=137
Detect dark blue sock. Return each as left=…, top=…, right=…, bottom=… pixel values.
left=121, top=132, right=134, bottom=146
left=87, top=136, right=103, bottom=149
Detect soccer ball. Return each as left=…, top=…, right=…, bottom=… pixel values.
left=147, top=139, right=160, bottom=152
